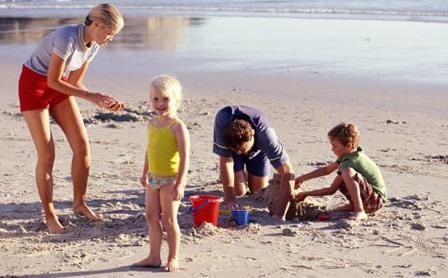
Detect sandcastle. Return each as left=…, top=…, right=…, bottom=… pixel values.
left=254, top=174, right=327, bottom=221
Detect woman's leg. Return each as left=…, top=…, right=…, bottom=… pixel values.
left=133, top=188, right=163, bottom=266
left=23, top=109, right=63, bottom=233
left=50, top=97, right=100, bottom=220
left=160, top=184, right=181, bottom=272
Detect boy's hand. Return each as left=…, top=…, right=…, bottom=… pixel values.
left=140, top=173, right=148, bottom=188
left=294, top=192, right=307, bottom=202
left=171, top=185, right=184, bottom=201
left=294, top=176, right=305, bottom=189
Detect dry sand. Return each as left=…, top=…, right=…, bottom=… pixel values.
left=1, top=48, right=448, bottom=278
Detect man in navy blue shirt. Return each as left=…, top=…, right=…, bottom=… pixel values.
left=213, top=105, right=295, bottom=220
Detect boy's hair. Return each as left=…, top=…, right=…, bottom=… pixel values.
left=328, top=122, right=360, bottom=149
left=150, top=74, right=183, bottom=109
left=85, top=3, right=124, bottom=29
left=223, top=119, right=253, bottom=150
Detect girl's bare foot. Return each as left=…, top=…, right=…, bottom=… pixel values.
left=73, top=203, right=103, bottom=221
left=131, top=256, right=162, bottom=268
left=164, top=258, right=179, bottom=272
left=45, top=215, right=64, bottom=234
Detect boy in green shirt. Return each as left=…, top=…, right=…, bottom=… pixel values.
left=294, top=123, right=386, bottom=221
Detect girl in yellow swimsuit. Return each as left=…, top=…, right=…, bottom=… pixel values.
left=133, top=75, right=190, bottom=272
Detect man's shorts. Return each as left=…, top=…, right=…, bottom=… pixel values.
left=233, top=150, right=271, bottom=177
left=339, top=172, right=384, bottom=213
left=18, top=65, right=69, bottom=112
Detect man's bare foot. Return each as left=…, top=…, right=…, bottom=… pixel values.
left=164, top=258, right=179, bottom=272
left=45, top=215, right=64, bottom=234
left=131, top=256, right=162, bottom=268
left=349, top=211, right=368, bottom=222
left=73, top=203, right=103, bottom=221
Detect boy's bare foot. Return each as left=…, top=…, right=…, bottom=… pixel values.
left=45, top=215, right=64, bottom=234
left=349, top=211, right=368, bottom=222
left=131, top=256, right=162, bottom=268
left=73, top=203, right=103, bottom=221
left=164, top=258, right=179, bottom=272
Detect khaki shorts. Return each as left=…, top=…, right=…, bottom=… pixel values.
left=339, top=172, right=384, bottom=213
left=147, top=173, right=177, bottom=190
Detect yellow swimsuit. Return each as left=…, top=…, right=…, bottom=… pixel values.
left=147, top=119, right=180, bottom=179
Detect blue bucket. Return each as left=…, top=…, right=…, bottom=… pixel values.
left=231, top=209, right=249, bottom=226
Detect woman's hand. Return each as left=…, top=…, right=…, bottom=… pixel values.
left=86, top=92, right=125, bottom=111
left=108, top=101, right=125, bottom=111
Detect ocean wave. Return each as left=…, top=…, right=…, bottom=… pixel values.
left=0, top=1, right=447, bottom=23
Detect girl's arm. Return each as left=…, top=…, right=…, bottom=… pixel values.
left=171, top=120, right=190, bottom=201
left=140, top=148, right=149, bottom=188
left=295, top=162, right=338, bottom=187
left=140, top=120, right=154, bottom=188
left=47, top=53, right=123, bottom=110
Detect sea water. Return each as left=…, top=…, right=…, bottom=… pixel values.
left=0, top=0, right=447, bottom=85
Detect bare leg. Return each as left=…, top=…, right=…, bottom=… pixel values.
left=333, top=203, right=354, bottom=211
left=23, top=109, right=64, bottom=233
left=342, top=169, right=367, bottom=221
left=133, top=188, right=162, bottom=267
left=233, top=171, right=247, bottom=197
left=247, top=174, right=269, bottom=193
left=50, top=97, right=101, bottom=220
left=160, top=184, right=181, bottom=272
left=276, top=173, right=295, bottom=220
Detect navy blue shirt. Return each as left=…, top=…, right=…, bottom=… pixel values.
left=213, top=105, right=289, bottom=168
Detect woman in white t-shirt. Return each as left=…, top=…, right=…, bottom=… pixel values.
left=18, top=3, right=125, bottom=233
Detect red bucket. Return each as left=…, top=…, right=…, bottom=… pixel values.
left=190, top=195, right=223, bottom=227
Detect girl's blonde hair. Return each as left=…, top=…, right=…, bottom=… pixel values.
left=150, top=75, right=183, bottom=110
left=85, top=3, right=124, bottom=29
left=328, top=122, right=360, bottom=149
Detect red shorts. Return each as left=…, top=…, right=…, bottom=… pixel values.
left=18, top=65, right=69, bottom=112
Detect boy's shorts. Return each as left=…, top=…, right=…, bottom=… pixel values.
left=339, top=172, right=384, bottom=213
left=233, top=150, right=271, bottom=177
left=18, top=65, right=69, bottom=112
left=147, top=173, right=177, bottom=191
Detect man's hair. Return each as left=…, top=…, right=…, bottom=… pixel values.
left=327, top=122, right=360, bottom=149
left=223, top=119, right=253, bottom=150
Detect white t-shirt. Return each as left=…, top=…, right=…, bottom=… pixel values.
left=25, top=24, right=99, bottom=77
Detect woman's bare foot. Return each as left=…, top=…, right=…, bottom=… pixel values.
left=45, top=215, right=64, bottom=234
left=131, top=256, right=162, bottom=268
left=73, top=203, right=103, bottom=221
left=164, top=258, right=179, bottom=272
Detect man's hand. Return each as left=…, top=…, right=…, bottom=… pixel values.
left=222, top=199, right=239, bottom=210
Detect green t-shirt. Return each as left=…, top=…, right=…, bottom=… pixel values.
left=337, top=146, right=387, bottom=201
